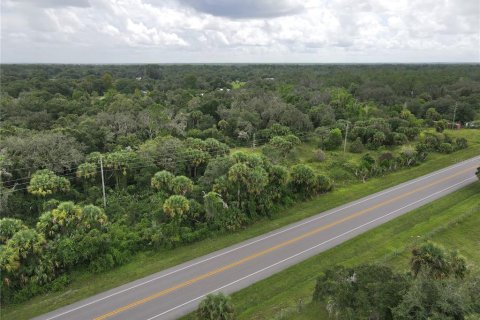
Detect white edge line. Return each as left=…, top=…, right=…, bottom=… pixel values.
left=43, top=156, right=479, bottom=320
left=146, top=176, right=476, bottom=320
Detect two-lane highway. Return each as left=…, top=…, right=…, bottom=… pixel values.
left=37, top=156, right=480, bottom=320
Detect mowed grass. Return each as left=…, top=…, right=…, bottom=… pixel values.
left=2, top=130, right=479, bottom=320
left=209, top=182, right=479, bottom=320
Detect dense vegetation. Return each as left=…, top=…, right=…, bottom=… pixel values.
left=1, top=64, right=479, bottom=305
left=312, top=242, right=479, bottom=319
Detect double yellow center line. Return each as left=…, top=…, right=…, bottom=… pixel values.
left=94, top=165, right=476, bottom=320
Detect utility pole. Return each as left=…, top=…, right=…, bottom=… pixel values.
left=343, top=122, right=349, bottom=153
left=252, top=132, right=256, bottom=148
left=452, top=102, right=458, bottom=129
left=100, top=156, right=107, bottom=208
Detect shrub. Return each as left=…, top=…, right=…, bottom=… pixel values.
left=313, top=149, right=326, bottom=162
left=89, top=254, right=115, bottom=273
left=290, top=164, right=317, bottom=197
left=410, top=242, right=467, bottom=279
left=313, top=265, right=408, bottom=319
left=370, top=131, right=386, bottom=149
left=315, top=174, right=333, bottom=193
left=349, top=138, right=364, bottom=153
left=438, top=143, right=454, bottom=154
left=424, top=134, right=441, bottom=150
left=415, top=142, right=429, bottom=153
left=392, top=132, right=408, bottom=145
left=455, top=138, right=468, bottom=150
left=324, top=128, right=343, bottom=150
left=434, top=119, right=448, bottom=133
left=400, top=146, right=418, bottom=166
left=197, top=292, right=235, bottom=320
left=49, top=274, right=70, bottom=292
left=0, top=218, right=26, bottom=244
left=415, top=143, right=429, bottom=161
left=378, top=152, right=396, bottom=172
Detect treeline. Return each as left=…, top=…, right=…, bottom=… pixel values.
left=0, top=64, right=478, bottom=304
left=1, top=150, right=333, bottom=303
left=313, top=242, right=480, bottom=319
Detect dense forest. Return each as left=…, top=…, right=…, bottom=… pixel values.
left=313, top=242, right=480, bottom=319
left=1, top=64, right=479, bottom=304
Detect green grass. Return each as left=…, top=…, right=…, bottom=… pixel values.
left=200, top=181, right=479, bottom=320
left=2, top=129, right=479, bottom=320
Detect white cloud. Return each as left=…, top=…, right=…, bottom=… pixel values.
left=1, top=0, right=478, bottom=63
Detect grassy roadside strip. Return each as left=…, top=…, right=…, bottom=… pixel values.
left=193, top=181, right=478, bottom=320
left=2, top=143, right=479, bottom=319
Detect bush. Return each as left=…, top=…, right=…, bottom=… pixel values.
left=324, top=128, right=343, bottom=150
left=313, top=265, right=408, bottom=319
left=400, top=146, right=418, bottom=166
left=438, top=142, right=454, bottom=154
left=349, top=137, right=364, bottom=153
left=290, top=164, right=317, bottom=197
left=0, top=218, right=26, bottom=244
left=434, top=120, right=448, bottom=133
left=197, top=292, right=235, bottom=320
left=8, top=282, right=45, bottom=304
left=49, top=274, right=70, bottom=292
left=313, top=149, right=326, bottom=162
left=415, top=142, right=429, bottom=153
left=315, top=174, right=333, bottom=193
left=392, top=132, right=408, bottom=145
left=424, top=134, right=441, bottom=150
left=455, top=138, right=468, bottom=150
left=89, top=254, right=115, bottom=273
left=370, top=131, right=386, bottom=149
left=378, top=152, right=396, bottom=172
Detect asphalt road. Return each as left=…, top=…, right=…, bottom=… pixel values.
left=36, top=156, right=480, bottom=320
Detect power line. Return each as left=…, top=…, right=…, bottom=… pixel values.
left=5, top=134, right=310, bottom=194
left=2, top=132, right=315, bottom=186
left=4, top=131, right=314, bottom=174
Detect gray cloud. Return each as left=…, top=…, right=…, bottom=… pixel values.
left=10, top=0, right=90, bottom=8
left=174, top=0, right=305, bottom=18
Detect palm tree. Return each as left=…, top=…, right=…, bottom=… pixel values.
left=197, top=292, right=235, bottom=320
left=171, top=176, right=193, bottom=195
left=227, top=163, right=249, bottom=207
left=28, top=169, right=71, bottom=213
left=410, top=242, right=466, bottom=279
left=163, top=195, right=190, bottom=220
left=151, top=170, right=174, bottom=193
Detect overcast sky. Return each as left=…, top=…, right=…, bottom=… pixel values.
left=1, top=0, right=479, bottom=63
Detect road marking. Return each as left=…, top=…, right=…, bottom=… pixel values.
left=42, top=156, right=480, bottom=320
left=93, top=164, right=477, bottom=320
left=145, top=176, right=476, bottom=320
